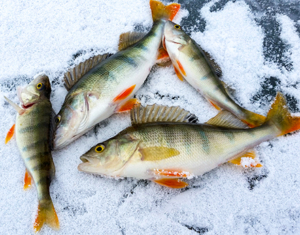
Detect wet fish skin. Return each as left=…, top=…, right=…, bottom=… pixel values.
left=163, top=20, right=265, bottom=128
left=13, top=75, right=59, bottom=232
left=54, top=0, right=181, bottom=149
left=78, top=93, right=300, bottom=188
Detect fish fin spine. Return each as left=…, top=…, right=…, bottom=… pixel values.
left=153, top=178, right=188, bottom=188
left=34, top=200, right=59, bottom=232
left=266, top=92, right=300, bottom=136
left=150, top=0, right=180, bottom=21
left=5, top=124, right=15, bottom=144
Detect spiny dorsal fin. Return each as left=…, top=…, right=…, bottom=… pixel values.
left=206, top=110, right=248, bottom=129
left=63, top=53, right=110, bottom=91
left=118, top=32, right=147, bottom=51
left=130, top=104, right=198, bottom=125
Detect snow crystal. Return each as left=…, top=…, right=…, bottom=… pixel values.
left=1, top=0, right=300, bottom=234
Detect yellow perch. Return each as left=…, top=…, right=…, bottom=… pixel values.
left=78, top=93, right=300, bottom=188
left=163, top=21, right=265, bottom=128
left=5, top=75, right=59, bottom=232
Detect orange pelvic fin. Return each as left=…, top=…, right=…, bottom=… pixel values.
left=117, top=98, right=140, bottom=112
left=113, top=85, right=136, bottom=102
left=176, top=60, right=186, bottom=76
left=5, top=124, right=15, bottom=144
left=174, top=66, right=184, bottom=81
left=24, top=169, right=32, bottom=190
left=156, top=47, right=170, bottom=65
left=34, top=200, right=59, bottom=233
left=153, top=178, right=188, bottom=188
left=150, top=0, right=180, bottom=21
left=207, top=99, right=221, bottom=111
left=152, top=169, right=191, bottom=178
left=229, top=151, right=262, bottom=168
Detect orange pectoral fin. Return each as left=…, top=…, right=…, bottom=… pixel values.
left=153, top=178, right=188, bottom=188
left=5, top=124, right=15, bottom=144
left=174, top=66, right=184, bottom=81
left=113, top=85, right=136, bottom=102
left=117, top=98, right=140, bottom=112
left=176, top=60, right=186, bottom=76
left=24, top=170, right=32, bottom=190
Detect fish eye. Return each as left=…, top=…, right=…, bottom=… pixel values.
left=55, top=115, right=61, bottom=124
left=174, top=25, right=181, bottom=29
left=95, top=144, right=105, bottom=153
left=36, top=83, right=44, bottom=90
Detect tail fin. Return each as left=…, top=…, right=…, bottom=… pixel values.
left=150, top=0, right=180, bottom=21
left=242, top=110, right=266, bottom=128
left=266, top=92, right=300, bottom=136
left=33, top=200, right=59, bottom=233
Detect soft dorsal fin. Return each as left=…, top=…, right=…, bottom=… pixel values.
left=118, top=32, right=147, bottom=51
left=130, top=104, right=198, bottom=125
left=63, top=53, right=110, bottom=91
left=206, top=110, right=248, bottom=129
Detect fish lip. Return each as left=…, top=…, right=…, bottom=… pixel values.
left=80, top=156, right=89, bottom=163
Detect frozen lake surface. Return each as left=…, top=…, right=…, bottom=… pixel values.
left=1, top=0, right=300, bottom=234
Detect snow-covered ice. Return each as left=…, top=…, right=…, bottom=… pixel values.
left=1, top=0, right=300, bottom=234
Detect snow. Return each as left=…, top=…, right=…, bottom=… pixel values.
left=1, top=0, right=300, bottom=234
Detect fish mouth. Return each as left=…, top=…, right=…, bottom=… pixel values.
left=80, top=156, right=90, bottom=163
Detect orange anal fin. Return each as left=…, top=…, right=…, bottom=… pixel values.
left=24, top=170, right=32, bottom=190
left=153, top=169, right=191, bottom=178
left=176, top=60, right=186, bottom=76
left=207, top=99, right=221, bottom=111
left=153, top=178, right=188, bottom=189
left=34, top=201, right=59, bottom=233
left=113, top=85, right=136, bottom=102
left=229, top=151, right=262, bottom=168
left=174, top=66, right=184, bottom=81
left=5, top=124, right=15, bottom=144
left=117, top=98, right=140, bottom=112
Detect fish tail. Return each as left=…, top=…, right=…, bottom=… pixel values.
left=265, top=92, right=300, bottom=136
left=150, top=0, right=180, bottom=21
left=33, top=200, right=59, bottom=233
left=242, top=110, right=266, bottom=128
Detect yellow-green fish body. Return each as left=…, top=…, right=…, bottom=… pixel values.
left=163, top=21, right=265, bottom=128
left=6, top=74, right=59, bottom=232
left=79, top=93, right=300, bottom=188
left=54, top=0, right=181, bottom=149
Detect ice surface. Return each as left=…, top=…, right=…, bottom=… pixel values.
left=1, top=0, right=300, bottom=234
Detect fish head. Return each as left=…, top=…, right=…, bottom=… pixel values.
left=54, top=92, right=90, bottom=149
left=17, top=74, right=51, bottom=107
left=78, top=134, right=140, bottom=176
left=162, top=21, right=189, bottom=53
